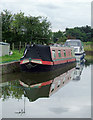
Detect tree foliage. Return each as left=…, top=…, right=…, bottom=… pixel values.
left=1, top=10, right=52, bottom=44
left=53, top=30, right=67, bottom=43
left=1, top=10, right=13, bottom=43
left=1, top=10, right=92, bottom=45
left=53, top=26, right=92, bottom=43
left=65, top=26, right=91, bottom=42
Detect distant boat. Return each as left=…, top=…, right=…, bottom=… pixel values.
left=20, top=44, right=76, bottom=72
left=64, top=39, right=85, bottom=61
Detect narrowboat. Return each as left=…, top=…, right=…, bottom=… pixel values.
left=64, top=39, right=85, bottom=61
left=20, top=44, right=76, bottom=72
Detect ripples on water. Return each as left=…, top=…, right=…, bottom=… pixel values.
left=0, top=59, right=92, bottom=118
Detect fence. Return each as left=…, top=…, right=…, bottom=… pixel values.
left=10, top=42, right=31, bottom=53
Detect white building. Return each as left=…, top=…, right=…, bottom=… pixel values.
left=0, top=42, right=10, bottom=56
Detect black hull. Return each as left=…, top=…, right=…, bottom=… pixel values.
left=20, top=61, right=76, bottom=72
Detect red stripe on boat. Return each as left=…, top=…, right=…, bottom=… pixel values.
left=20, top=58, right=76, bottom=65
left=40, top=80, right=53, bottom=88
left=42, top=60, right=53, bottom=65
left=30, top=80, right=53, bottom=88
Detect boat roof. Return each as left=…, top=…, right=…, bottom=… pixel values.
left=65, top=39, right=83, bottom=47
left=50, top=46, right=72, bottom=49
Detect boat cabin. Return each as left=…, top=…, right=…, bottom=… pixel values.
left=50, top=46, right=75, bottom=64
left=51, top=47, right=74, bottom=60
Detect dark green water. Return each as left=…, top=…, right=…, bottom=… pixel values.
left=0, top=58, right=92, bottom=118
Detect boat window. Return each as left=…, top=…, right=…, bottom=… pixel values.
left=57, top=80, right=61, bottom=88
left=52, top=50, right=56, bottom=58
left=65, top=41, right=81, bottom=47
left=74, top=48, right=78, bottom=52
left=63, top=50, right=66, bottom=57
left=51, top=84, right=55, bottom=92
left=58, top=50, right=61, bottom=57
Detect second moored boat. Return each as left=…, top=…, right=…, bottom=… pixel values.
left=64, top=39, right=85, bottom=61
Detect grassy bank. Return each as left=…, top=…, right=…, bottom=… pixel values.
left=0, top=42, right=93, bottom=64
left=83, top=42, right=93, bottom=51
left=0, top=50, right=24, bottom=63
left=85, top=54, right=93, bottom=65
left=85, top=55, right=93, bottom=60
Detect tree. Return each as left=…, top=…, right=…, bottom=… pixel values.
left=1, top=10, right=52, bottom=45
left=1, top=10, right=13, bottom=43
left=53, top=30, right=67, bottom=43
left=11, top=11, right=28, bottom=44
left=65, top=26, right=91, bottom=42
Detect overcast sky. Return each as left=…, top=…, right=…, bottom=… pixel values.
left=1, top=0, right=92, bottom=32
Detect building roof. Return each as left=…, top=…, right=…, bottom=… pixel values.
left=0, top=42, right=10, bottom=45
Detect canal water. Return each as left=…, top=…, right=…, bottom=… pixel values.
left=0, top=59, right=92, bottom=118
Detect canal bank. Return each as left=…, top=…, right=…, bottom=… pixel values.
left=0, top=61, right=20, bottom=75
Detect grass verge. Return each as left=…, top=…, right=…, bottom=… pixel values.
left=0, top=49, right=24, bottom=64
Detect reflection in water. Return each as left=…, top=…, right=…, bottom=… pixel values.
left=73, top=60, right=84, bottom=81
left=20, top=67, right=75, bottom=102
left=0, top=60, right=86, bottom=115
left=19, top=62, right=75, bottom=85
left=1, top=63, right=76, bottom=101
left=19, top=62, right=76, bottom=102
left=19, top=59, right=85, bottom=102
left=0, top=61, right=85, bottom=102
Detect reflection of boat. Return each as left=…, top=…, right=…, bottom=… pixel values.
left=19, top=67, right=75, bottom=102
left=73, top=61, right=84, bottom=81
left=20, top=63, right=75, bottom=85
left=20, top=44, right=76, bottom=72
left=64, top=39, right=85, bottom=61
left=49, top=67, right=75, bottom=96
